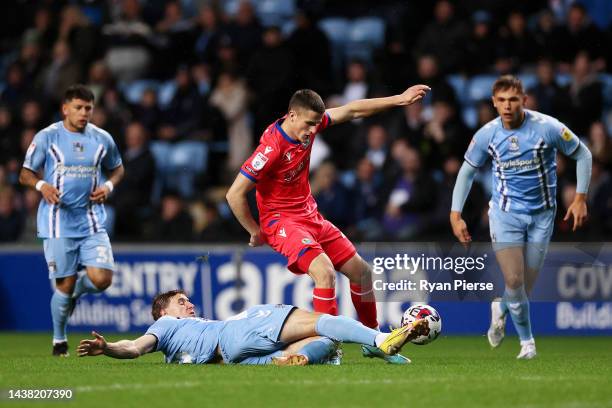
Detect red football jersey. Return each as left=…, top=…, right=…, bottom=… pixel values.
left=240, top=112, right=332, bottom=223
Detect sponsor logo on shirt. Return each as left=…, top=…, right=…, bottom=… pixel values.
left=561, top=128, right=573, bottom=142
left=509, top=136, right=519, bottom=152
left=498, top=157, right=541, bottom=170
left=251, top=152, right=268, bottom=170
left=73, top=142, right=84, bottom=153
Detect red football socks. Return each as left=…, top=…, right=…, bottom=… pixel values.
left=312, top=287, right=338, bottom=315
left=350, top=283, right=378, bottom=329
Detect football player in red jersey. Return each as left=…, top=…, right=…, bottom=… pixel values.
left=226, top=86, right=429, bottom=362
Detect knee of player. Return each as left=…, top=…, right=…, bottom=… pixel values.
left=309, top=265, right=336, bottom=287
left=92, top=271, right=113, bottom=290
left=505, top=276, right=524, bottom=290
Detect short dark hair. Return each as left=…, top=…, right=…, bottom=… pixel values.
left=288, top=89, right=325, bottom=114
left=63, top=84, right=95, bottom=103
left=151, top=289, right=185, bottom=320
left=492, top=75, right=524, bottom=95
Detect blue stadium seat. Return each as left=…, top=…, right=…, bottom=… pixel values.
left=318, top=17, right=350, bottom=70
left=345, top=17, right=385, bottom=62
left=223, top=0, right=241, bottom=18
left=446, top=74, right=468, bottom=106
left=599, top=74, right=612, bottom=109
left=556, top=73, right=572, bottom=87
left=518, top=73, right=537, bottom=92
left=466, top=75, right=497, bottom=106
left=120, top=80, right=160, bottom=105
left=256, top=0, right=296, bottom=27
left=170, top=141, right=208, bottom=174
left=157, top=81, right=177, bottom=109
left=281, top=20, right=296, bottom=37
left=149, top=141, right=171, bottom=172
left=462, top=107, right=478, bottom=129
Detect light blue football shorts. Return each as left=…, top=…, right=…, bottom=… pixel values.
left=43, top=232, right=116, bottom=279
left=218, top=304, right=296, bottom=364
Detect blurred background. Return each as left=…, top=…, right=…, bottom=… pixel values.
left=1, top=0, right=611, bottom=244
left=1, top=0, right=611, bottom=335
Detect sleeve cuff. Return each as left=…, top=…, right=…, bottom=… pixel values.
left=240, top=169, right=257, bottom=183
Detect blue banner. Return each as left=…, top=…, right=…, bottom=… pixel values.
left=0, top=245, right=611, bottom=335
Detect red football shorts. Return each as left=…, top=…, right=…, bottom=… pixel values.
left=261, top=212, right=356, bottom=274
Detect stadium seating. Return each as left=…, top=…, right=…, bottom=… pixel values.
left=318, top=17, right=350, bottom=71
left=150, top=141, right=209, bottom=200
left=447, top=74, right=468, bottom=106
left=256, top=0, right=296, bottom=27
left=601, top=73, right=612, bottom=109
left=345, top=17, right=386, bottom=62
left=120, top=80, right=160, bottom=105
left=466, top=75, right=498, bottom=106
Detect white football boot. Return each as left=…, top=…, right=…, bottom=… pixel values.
left=517, top=339, right=537, bottom=360
left=487, top=298, right=506, bottom=348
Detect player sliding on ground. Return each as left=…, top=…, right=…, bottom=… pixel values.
left=450, top=75, right=592, bottom=359
left=78, top=290, right=429, bottom=365
left=226, top=85, right=430, bottom=364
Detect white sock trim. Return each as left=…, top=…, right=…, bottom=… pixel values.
left=53, top=338, right=67, bottom=345
left=350, top=288, right=373, bottom=296
left=312, top=294, right=337, bottom=301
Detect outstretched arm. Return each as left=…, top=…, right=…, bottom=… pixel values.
left=564, top=142, right=592, bottom=231
left=226, top=173, right=262, bottom=247
left=449, top=162, right=478, bottom=246
left=326, top=85, right=430, bottom=125
left=77, top=331, right=157, bottom=359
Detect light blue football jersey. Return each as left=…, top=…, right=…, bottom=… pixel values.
left=23, top=121, right=122, bottom=238
left=464, top=109, right=580, bottom=214
left=145, top=316, right=225, bottom=364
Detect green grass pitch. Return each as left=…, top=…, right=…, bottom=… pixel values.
left=1, top=333, right=611, bottom=408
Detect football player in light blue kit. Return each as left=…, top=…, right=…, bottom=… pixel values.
left=450, top=76, right=592, bottom=359
left=19, top=85, right=125, bottom=357
left=77, top=289, right=429, bottom=365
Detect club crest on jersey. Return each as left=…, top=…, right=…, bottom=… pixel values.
left=561, top=128, right=573, bottom=142
left=509, top=136, right=519, bottom=152
left=264, top=146, right=273, bottom=154
left=279, top=227, right=287, bottom=237
left=301, top=238, right=312, bottom=244
left=48, top=261, right=57, bottom=273
left=73, top=142, right=84, bottom=152
left=251, top=152, right=268, bottom=170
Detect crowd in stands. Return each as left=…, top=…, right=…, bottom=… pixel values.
left=1, top=0, right=611, bottom=243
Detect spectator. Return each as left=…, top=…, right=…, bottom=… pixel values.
left=0, top=187, right=23, bottom=241
left=587, top=121, right=612, bottom=170
left=224, top=0, right=263, bottom=69
left=415, top=0, right=468, bottom=74
left=18, top=189, right=40, bottom=243
left=557, top=3, right=604, bottom=69
left=58, top=5, right=100, bottom=72
left=0, top=105, right=20, bottom=165
left=287, top=9, right=333, bottom=94
left=158, top=65, right=204, bottom=141
left=247, top=26, right=294, bottom=135
left=110, top=122, right=156, bottom=240
left=497, top=10, right=537, bottom=68
left=565, top=51, right=603, bottom=136
left=150, top=191, right=194, bottom=241
left=466, top=10, right=497, bottom=75
left=102, top=0, right=153, bottom=82
left=311, top=161, right=353, bottom=229
left=352, top=158, right=384, bottom=240
left=587, top=160, right=612, bottom=238
left=209, top=70, right=252, bottom=173
left=382, top=143, right=437, bottom=239
left=414, top=54, right=456, bottom=112
left=528, top=58, right=570, bottom=118
left=341, top=60, right=369, bottom=105
left=86, top=60, right=114, bottom=103
left=154, top=0, right=194, bottom=77
left=362, top=124, right=391, bottom=171
left=193, top=4, right=224, bottom=65
left=131, top=88, right=161, bottom=134
left=423, top=98, right=470, bottom=161
left=1, top=63, right=29, bottom=108
left=36, top=40, right=82, bottom=104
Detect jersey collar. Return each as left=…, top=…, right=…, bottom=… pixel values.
left=275, top=117, right=301, bottom=145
